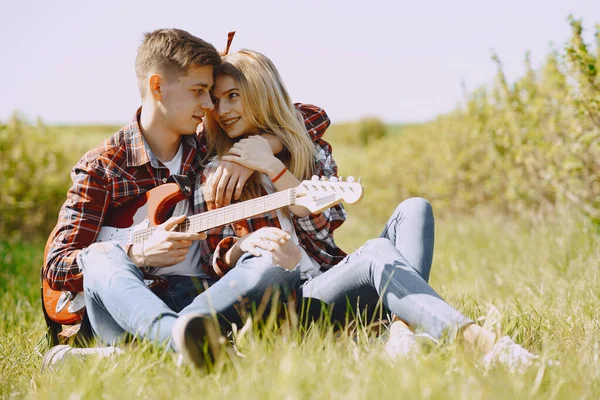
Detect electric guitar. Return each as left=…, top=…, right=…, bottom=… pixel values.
left=42, top=176, right=363, bottom=325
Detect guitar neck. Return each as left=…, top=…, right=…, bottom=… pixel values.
left=131, top=188, right=297, bottom=244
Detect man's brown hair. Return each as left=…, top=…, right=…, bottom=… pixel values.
left=135, top=28, right=221, bottom=97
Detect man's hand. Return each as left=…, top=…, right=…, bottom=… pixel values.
left=128, top=215, right=206, bottom=268
left=210, top=160, right=254, bottom=207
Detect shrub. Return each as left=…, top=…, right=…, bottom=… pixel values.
left=0, top=116, right=73, bottom=241
left=357, top=117, right=387, bottom=145
left=332, top=17, right=599, bottom=222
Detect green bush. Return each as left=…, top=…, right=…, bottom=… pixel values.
left=357, top=117, right=387, bottom=145
left=331, top=17, right=599, bottom=222
left=0, top=116, right=72, bottom=241
left=0, top=114, right=121, bottom=241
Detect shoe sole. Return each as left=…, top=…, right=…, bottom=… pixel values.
left=41, top=345, right=73, bottom=372
left=173, top=314, right=222, bottom=371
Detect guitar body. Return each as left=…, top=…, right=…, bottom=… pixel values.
left=42, top=183, right=185, bottom=325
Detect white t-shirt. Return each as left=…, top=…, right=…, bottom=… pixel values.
left=149, top=144, right=207, bottom=278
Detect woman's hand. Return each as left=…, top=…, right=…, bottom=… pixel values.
left=238, top=227, right=290, bottom=256
left=226, top=227, right=301, bottom=270
left=222, top=135, right=285, bottom=178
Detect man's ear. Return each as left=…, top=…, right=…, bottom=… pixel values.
left=148, top=74, right=163, bottom=100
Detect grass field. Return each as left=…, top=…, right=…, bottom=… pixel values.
left=2, top=203, right=599, bottom=399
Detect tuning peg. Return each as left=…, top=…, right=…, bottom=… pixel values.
left=329, top=176, right=338, bottom=182
left=358, top=177, right=362, bottom=183
left=338, top=176, right=343, bottom=182
left=320, top=176, right=328, bottom=181
left=347, top=176, right=355, bottom=182
left=311, top=175, right=319, bottom=181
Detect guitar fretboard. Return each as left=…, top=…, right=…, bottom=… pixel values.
left=131, top=188, right=297, bottom=244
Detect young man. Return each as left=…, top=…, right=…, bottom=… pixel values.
left=43, top=28, right=331, bottom=367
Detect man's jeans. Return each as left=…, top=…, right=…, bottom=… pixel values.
left=80, top=244, right=299, bottom=345
left=300, top=197, right=473, bottom=339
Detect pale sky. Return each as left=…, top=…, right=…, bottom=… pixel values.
left=1, top=0, right=599, bottom=124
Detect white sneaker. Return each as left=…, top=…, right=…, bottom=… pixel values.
left=482, top=336, right=539, bottom=373
left=171, top=313, right=224, bottom=371
left=41, top=345, right=123, bottom=371
left=385, top=322, right=419, bottom=360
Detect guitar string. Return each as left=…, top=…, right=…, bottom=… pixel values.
left=131, top=188, right=297, bottom=244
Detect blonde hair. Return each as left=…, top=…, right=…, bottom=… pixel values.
left=204, top=50, right=315, bottom=199
left=135, top=28, right=221, bottom=98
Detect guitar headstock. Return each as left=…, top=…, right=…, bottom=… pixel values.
left=294, top=176, right=364, bottom=214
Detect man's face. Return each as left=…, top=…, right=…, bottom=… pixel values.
left=210, top=73, right=260, bottom=139
left=159, top=64, right=214, bottom=136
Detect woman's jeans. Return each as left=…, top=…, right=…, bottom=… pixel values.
left=300, top=197, right=473, bottom=340
left=79, top=244, right=299, bottom=345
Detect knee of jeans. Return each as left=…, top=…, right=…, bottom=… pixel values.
left=396, top=197, right=433, bottom=219
left=80, top=242, right=139, bottom=286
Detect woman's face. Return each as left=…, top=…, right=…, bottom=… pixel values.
left=211, top=74, right=260, bottom=139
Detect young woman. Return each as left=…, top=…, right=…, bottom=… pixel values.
left=187, top=49, right=537, bottom=372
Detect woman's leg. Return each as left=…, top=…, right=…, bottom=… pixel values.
left=379, top=197, right=435, bottom=282
left=301, top=238, right=472, bottom=340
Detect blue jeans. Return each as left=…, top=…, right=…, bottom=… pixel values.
left=80, top=243, right=300, bottom=345
left=300, top=198, right=473, bottom=339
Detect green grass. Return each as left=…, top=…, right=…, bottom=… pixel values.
left=2, top=210, right=600, bottom=399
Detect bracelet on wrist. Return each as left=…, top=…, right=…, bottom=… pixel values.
left=271, top=166, right=287, bottom=183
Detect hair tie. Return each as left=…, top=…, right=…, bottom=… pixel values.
left=220, top=31, right=236, bottom=56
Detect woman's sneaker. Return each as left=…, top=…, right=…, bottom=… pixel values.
left=385, top=322, right=419, bottom=359
left=41, top=345, right=123, bottom=371
left=482, top=336, right=539, bottom=373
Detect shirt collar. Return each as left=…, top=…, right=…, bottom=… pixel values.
left=125, top=107, right=197, bottom=168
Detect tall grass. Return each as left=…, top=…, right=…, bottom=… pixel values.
left=1, top=211, right=599, bottom=399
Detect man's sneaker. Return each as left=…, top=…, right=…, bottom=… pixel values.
left=41, top=345, right=123, bottom=371
left=171, top=313, right=223, bottom=370
left=385, top=322, right=419, bottom=360
left=482, top=336, right=539, bottom=373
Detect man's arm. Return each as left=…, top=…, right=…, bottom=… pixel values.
left=294, top=103, right=330, bottom=142
left=44, top=160, right=111, bottom=292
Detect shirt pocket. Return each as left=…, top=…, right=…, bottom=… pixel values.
left=109, top=172, right=154, bottom=208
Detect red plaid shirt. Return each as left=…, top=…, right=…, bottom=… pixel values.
left=194, top=104, right=348, bottom=278
left=45, top=104, right=339, bottom=291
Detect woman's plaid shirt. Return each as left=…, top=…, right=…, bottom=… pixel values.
left=44, top=104, right=342, bottom=291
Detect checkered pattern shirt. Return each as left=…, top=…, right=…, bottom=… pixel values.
left=194, top=104, right=348, bottom=278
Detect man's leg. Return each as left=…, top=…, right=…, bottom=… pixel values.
left=174, top=249, right=300, bottom=369
left=180, top=248, right=300, bottom=324
left=379, top=197, right=435, bottom=282
left=301, top=238, right=472, bottom=340
left=80, top=242, right=179, bottom=345
left=156, top=275, right=213, bottom=313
